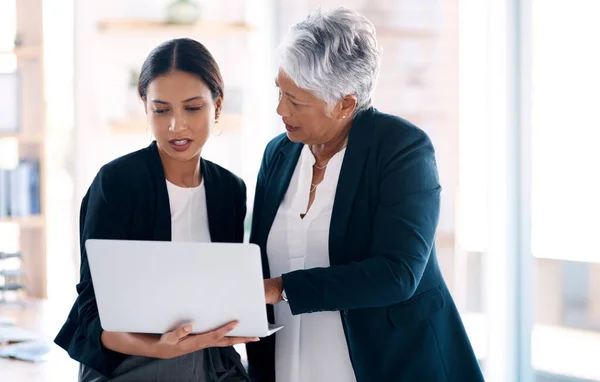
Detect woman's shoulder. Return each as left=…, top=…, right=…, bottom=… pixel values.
left=369, top=109, right=434, bottom=152
left=262, top=133, right=294, bottom=163
left=91, top=145, right=155, bottom=192
left=102, top=145, right=152, bottom=173
left=371, top=109, right=430, bottom=138
left=202, top=159, right=246, bottom=192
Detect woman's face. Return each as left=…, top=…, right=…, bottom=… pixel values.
left=145, top=70, right=221, bottom=163
left=275, top=70, right=346, bottom=145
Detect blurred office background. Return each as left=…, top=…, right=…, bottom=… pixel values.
left=0, top=0, right=598, bottom=381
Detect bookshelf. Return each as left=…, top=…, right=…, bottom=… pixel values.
left=0, top=0, right=47, bottom=300
left=0, top=216, right=45, bottom=229
left=0, top=132, right=44, bottom=144
left=376, top=28, right=438, bottom=39
left=97, top=19, right=255, bottom=35
left=0, top=46, right=43, bottom=60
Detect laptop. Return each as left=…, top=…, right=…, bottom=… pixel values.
left=85, top=239, right=283, bottom=338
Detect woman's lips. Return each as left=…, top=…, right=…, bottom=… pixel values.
left=284, top=123, right=299, bottom=133
left=169, top=139, right=193, bottom=152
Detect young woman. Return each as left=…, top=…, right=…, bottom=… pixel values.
left=55, top=38, right=255, bottom=382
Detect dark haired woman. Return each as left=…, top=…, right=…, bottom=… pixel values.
left=55, top=38, right=255, bottom=382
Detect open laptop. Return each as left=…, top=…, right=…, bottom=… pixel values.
left=85, top=239, right=283, bottom=338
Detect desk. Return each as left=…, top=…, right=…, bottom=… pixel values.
left=0, top=299, right=78, bottom=381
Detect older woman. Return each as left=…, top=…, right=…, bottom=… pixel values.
left=246, top=7, right=484, bottom=382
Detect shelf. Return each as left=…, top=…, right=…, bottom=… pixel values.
left=377, top=28, right=437, bottom=39
left=109, top=113, right=243, bottom=134
left=0, top=46, right=42, bottom=60
left=0, top=215, right=44, bottom=229
left=0, top=132, right=44, bottom=144
left=97, top=19, right=255, bottom=35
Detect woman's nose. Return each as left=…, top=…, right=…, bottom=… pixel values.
left=169, top=114, right=187, bottom=132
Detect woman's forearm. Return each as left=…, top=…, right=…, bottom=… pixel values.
left=100, top=331, right=159, bottom=357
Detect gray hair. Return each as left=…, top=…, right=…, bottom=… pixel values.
left=277, top=6, right=382, bottom=116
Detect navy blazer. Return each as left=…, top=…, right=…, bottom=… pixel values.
left=54, top=141, right=248, bottom=379
left=246, top=108, right=484, bottom=382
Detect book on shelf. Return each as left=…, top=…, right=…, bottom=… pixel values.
left=0, top=252, right=23, bottom=260
left=0, top=159, right=41, bottom=218
left=0, top=282, right=24, bottom=291
left=0, top=71, right=20, bottom=133
left=0, top=269, right=24, bottom=277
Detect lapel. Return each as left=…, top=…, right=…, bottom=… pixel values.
left=258, top=140, right=303, bottom=267
left=201, top=159, right=227, bottom=243
left=329, top=108, right=375, bottom=264
left=148, top=141, right=172, bottom=242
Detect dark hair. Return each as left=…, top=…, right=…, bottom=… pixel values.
left=137, top=38, right=224, bottom=101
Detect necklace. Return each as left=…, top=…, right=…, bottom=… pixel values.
left=311, top=138, right=349, bottom=171
left=310, top=180, right=323, bottom=193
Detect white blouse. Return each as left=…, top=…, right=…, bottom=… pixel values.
left=267, top=145, right=356, bottom=382
left=166, top=179, right=211, bottom=243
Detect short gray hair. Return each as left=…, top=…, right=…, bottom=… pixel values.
left=277, top=6, right=382, bottom=115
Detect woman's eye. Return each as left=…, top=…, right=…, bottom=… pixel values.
left=152, top=109, right=168, bottom=114
left=186, top=106, right=203, bottom=111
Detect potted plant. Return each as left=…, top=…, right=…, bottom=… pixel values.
left=166, top=0, right=201, bottom=25
left=126, top=68, right=141, bottom=116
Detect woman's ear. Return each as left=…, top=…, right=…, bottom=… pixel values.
left=142, top=96, right=148, bottom=116
left=214, top=95, right=223, bottom=121
left=338, top=95, right=358, bottom=119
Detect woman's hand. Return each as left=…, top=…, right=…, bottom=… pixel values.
left=151, top=322, right=259, bottom=359
left=264, top=277, right=284, bottom=305
left=101, top=322, right=259, bottom=359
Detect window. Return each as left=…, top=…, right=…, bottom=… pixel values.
left=531, top=1, right=600, bottom=380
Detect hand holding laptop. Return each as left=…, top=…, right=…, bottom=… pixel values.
left=101, top=320, right=259, bottom=360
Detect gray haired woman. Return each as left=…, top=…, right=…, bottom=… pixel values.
left=247, top=7, right=484, bottom=382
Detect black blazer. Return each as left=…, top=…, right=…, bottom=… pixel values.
left=54, top=141, right=248, bottom=379
left=246, top=108, right=484, bottom=382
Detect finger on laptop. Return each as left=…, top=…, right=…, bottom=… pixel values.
left=206, top=321, right=239, bottom=341
left=163, top=324, right=193, bottom=342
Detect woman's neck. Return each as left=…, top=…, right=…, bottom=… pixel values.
left=159, top=151, right=202, bottom=188
left=310, top=119, right=352, bottom=164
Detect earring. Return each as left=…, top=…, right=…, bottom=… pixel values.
left=212, top=119, right=222, bottom=136
left=342, top=116, right=346, bottom=119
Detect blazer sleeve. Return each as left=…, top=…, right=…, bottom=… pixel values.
left=72, top=165, right=133, bottom=372
left=282, top=128, right=441, bottom=315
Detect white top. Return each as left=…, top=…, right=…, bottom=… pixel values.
left=267, top=145, right=356, bottom=382
left=166, top=179, right=211, bottom=243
